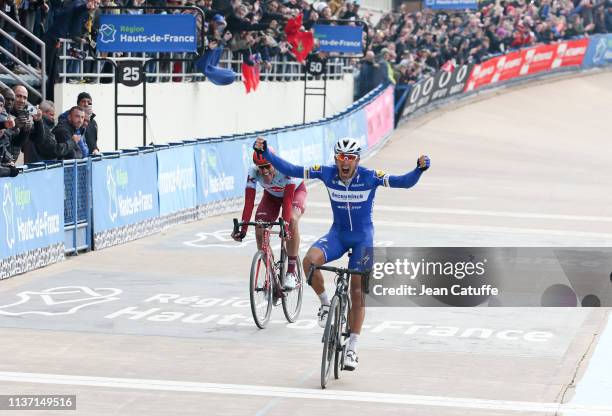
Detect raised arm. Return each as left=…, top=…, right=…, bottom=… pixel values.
left=388, top=168, right=422, bottom=188
left=254, top=137, right=306, bottom=179
left=376, top=155, right=430, bottom=188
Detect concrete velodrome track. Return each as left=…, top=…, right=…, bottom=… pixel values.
left=1, top=70, right=611, bottom=415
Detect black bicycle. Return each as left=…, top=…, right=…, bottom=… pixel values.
left=307, top=264, right=370, bottom=389
left=233, top=218, right=303, bottom=329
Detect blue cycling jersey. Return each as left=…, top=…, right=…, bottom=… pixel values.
left=262, top=149, right=423, bottom=231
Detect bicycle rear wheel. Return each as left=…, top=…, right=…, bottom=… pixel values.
left=321, top=296, right=339, bottom=389
left=249, top=250, right=273, bottom=329
left=282, top=255, right=304, bottom=323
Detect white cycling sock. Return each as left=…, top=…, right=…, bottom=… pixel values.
left=318, top=291, right=330, bottom=306
left=348, top=333, right=359, bottom=352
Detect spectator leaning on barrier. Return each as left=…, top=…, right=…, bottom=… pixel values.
left=29, top=100, right=75, bottom=161
left=76, top=92, right=99, bottom=155
left=0, top=95, right=19, bottom=178
left=52, top=106, right=88, bottom=160
left=58, top=92, right=99, bottom=155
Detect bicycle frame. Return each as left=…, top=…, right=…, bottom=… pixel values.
left=234, top=218, right=288, bottom=292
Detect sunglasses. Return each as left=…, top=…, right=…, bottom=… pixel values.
left=335, top=153, right=359, bottom=162
left=258, top=163, right=272, bottom=170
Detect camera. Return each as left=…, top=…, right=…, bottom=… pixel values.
left=27, top=105, right=37, bottom=116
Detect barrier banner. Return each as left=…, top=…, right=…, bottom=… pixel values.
left=365, top=86, right=394, bottom=149
left=582, top=34, right=612, bottom=68
left=551, top=38, right=588, bottom=69
left=313, top=24, right=363, bottom=54
left=466, top=40, right=588, bottom=92
left=403, top=64, right=470, bottom=117
left=519, top=43, right=556, bottom=76
left=1, top=169, right=64, bottom=260
left=195, top=140, right=244, bottom=205
left=157, top=146, right=197, bottom=216
left=92, top=153, right=159, bottom=233
left=277, top=127, right=326, bottom=167
left=424, top=0, right=478, bottom=9
left=491, top=49, right=524, bottom=84
left=97, top=14, right=197, bottom=53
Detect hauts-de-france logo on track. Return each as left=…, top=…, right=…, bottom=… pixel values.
left=3, top=183, right=16, bottom=249
left=99, top=24, right=116, bottom=43
left=0, top=286, right=122, bottom=316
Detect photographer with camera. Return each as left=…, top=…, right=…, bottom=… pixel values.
left=0, top=96, right=19, bottom=178
left=28, top=100, right=77, bottom=162
left=0, top=85, right=37, bottom=163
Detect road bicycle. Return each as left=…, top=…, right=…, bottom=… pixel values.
left=307, top=263, right=370, bottom=389
left=233, top=218, right=303, bottom=329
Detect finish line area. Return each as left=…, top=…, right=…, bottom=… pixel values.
left=1, top=73, right=611, bottom=415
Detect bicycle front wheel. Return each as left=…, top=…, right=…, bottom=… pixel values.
left=321, top=296, right=339, bottom=389
left=334, top=300, right=350, bottom=380
left=250, top=250, right=273, bottom=329
left=282, top=255, right=303, bottom=323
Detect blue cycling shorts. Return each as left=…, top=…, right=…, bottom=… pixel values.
left=311, top=225, right=373, bottom=271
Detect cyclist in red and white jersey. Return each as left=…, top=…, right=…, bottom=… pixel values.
left=232, top=149, right=307, bottom=289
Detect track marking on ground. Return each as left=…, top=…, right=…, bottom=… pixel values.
left=301, top=218, right=612, bottom=240
left=308, top=203, right=612, bottom=223
left=1, top=371, right=611, bottom=415
left=569, top=311, right=612, bottom=412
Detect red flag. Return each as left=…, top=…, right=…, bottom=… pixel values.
left=243, top=64, right=260, bottom=93
left=284, top=14, right=314, bottom=63
left=242, top=53, right=261, bottom=94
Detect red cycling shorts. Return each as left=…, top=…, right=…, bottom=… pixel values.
left=255, top=182, right=307, bottom=222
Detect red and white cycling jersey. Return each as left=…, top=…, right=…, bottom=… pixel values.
left=245, top=166, right=303, bottom=198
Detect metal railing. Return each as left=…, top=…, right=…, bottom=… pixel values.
left=57, top=39, right=355, bottom=84
left=0, top=9, right=46, bottom=100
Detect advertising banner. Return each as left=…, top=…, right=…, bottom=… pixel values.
left=313, top=24, right=363, bottom=54
left=424, top=0, right=478, bottom=9
left=519, top=43, right=556, bottom=76
left=466, top=40, right=588, bottom=93
left=551, top=38, right=588, bottom=69
left=0, top=169, right=64, bottom=260
left=195, top=140, right=245, bottom=206
left=365, top=86, right=394, bottom=149
left=157, top=146, right=197, bottom=216
left=403, top=64, right=473, bottom=117
left=491, top=49, right=524, bottom=84
left=276, top=127, right=326, bottom=168
left=92, top=153, right=159, bottom=233
left=96, top=14, right=197, bottom=53
left=582, top=34, right=612, bottom=68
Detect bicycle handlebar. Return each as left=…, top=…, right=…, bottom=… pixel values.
left=232, top=218, right=286, bottom=238
left=306, top=263, right=370, bottom=294
left=313, top=264, right=370, bottom=276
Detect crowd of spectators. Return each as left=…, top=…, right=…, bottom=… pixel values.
left=0, top=86, right=99, bottom=176
left=2, top=0, right=610, bottom=101
left=356, top=0, right=612, bottom=97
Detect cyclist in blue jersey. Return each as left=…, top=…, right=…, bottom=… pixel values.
left=254, top=136, right=430, bottom=370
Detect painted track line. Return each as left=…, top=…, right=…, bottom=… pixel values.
left=1, top=371, right=611, bottom=415
left=307, top=203, right=612, bottom=223
left=301, top=217, right=612, bottom=240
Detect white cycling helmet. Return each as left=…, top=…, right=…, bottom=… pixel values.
left=334, top=138, right=361, bottom=155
